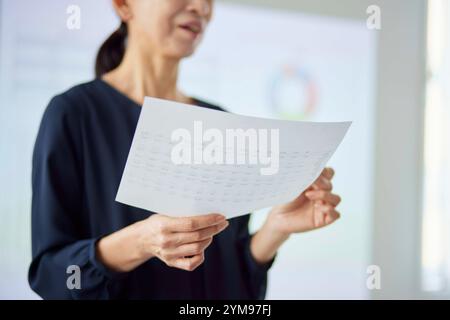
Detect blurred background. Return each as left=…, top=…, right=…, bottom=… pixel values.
left=0, top=0, right=448, bottom=299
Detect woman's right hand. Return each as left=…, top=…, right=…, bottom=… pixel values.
left=135, top=213, right=229, bottom=271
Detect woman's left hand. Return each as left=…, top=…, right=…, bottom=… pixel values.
left=266, top=167, right=341, bottom=236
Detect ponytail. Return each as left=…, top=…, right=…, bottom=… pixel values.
left=95, top=22, right=128, bottom=77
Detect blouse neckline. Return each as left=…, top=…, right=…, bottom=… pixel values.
left=94, top=77, right=200, bottom=108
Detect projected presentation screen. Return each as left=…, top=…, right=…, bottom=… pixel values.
left=179, top=3, right=376, bottom=299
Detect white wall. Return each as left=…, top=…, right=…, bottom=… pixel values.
left=371, top=0, right=427, bottom=299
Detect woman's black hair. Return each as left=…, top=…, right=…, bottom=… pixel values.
left=95, top=22, right=128, bottom=77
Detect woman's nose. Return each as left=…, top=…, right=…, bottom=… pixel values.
left=187, top=0, right=212, bottom=18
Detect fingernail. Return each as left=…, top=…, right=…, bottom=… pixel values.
left=215, top=214, right=226, bottom=222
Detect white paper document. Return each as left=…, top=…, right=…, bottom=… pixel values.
left=116, top=97, right=351, bottom=219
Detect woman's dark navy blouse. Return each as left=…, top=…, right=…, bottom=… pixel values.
left=28, top=79, right=274, bottom=300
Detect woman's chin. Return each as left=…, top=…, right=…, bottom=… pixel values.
left=168, top=45, right=197, bottom=59
left=169, top=35, right=203, bottom=58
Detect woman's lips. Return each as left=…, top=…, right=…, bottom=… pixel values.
left=178, top=25, right=201, bottom=39
left=179, top=20, right=202, bottom=33
left=177, top=20, right=203, bottom=39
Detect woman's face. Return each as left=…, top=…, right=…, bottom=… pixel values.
left=125, top=0, right=213, bottom=59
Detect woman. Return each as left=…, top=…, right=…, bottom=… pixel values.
left=29, top=0, right=341, bottom=299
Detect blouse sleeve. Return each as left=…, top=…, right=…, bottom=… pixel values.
left=28, top=95, right=125, bottom=299
left=235, top=214, right=276, bottom=299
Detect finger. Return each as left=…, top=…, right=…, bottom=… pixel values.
left=163, top=238, right=213, bottom=260
left=154, top=222, right=227, bottom=248
left=173, top=220, right=229, bottom=245
left=172, top=253, right=205, bottom=271
left=324, top=210, right=340, bottom=224
left=322, top=167, right=335, bottom=180
left=314, top=208, right=326, bottom=227
left=314, top=203, right=336, bottom=213
left=168, top=213, right=226, bottom=232
left=311, top=176, right=332, bottom=191
left=315, top=204, right=340, bottom=223
left=305, top=190, right=341, bottom=206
